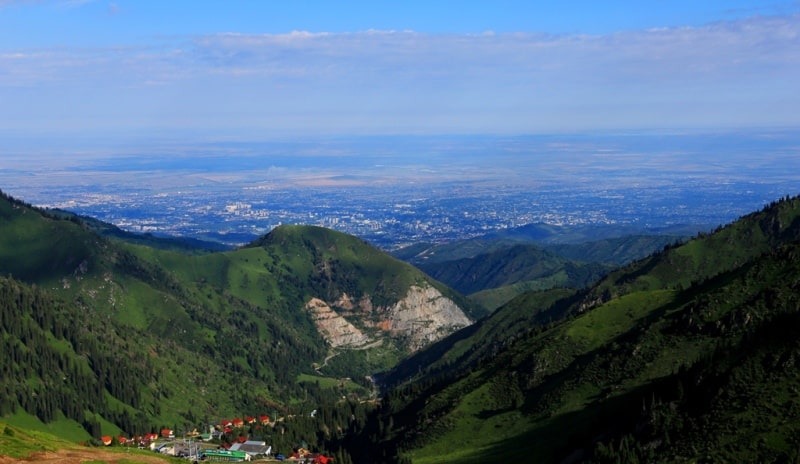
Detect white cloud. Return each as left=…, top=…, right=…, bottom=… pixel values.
left=183, top=15, right=800, bottom=85
left=1, top=15, right=799, bottom=133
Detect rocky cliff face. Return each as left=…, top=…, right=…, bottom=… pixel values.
left=378, top=285, right=473, bottom=351
left=305, top=297, right=372, bottom=348
left=304, top=284, right=472, bottom=352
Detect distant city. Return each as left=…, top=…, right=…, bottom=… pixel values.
left=4, top=132, right=800, bottom=249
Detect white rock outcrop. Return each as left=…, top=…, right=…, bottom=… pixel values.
left=306, top=285, right=472, bottom=353
left=305, top=298, right=371, bottom=348
left=377, top=285, right=472, bottom=352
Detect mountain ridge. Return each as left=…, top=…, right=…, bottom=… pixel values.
left=395, top=230, right=687, bottom=311
left=363, top=194, right=800, bottom=463
left=0, top=189, right=474, bottom=450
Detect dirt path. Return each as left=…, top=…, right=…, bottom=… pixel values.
left=0, top=448, right=172, bottom=463
left=314, top=350, right=341, bottom=374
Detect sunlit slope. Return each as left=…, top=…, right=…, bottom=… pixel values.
left=142, top=225, right=480, bottom=376
left=0, top=191, right=332, bottom=443
left=0, top=193, right=104, bottom=283
left=247, top=225, right=478, bottom=315
left=0, top=189, right=475, bottom=380
left=47, top=208, right=230, bottom=254
left=0, top=191, right=205, bottom=341
left=374, top=195, right=800, bottom=463
left=585, top=195, right=800, bottom=301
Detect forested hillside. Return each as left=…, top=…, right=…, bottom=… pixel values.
left=0, top=189, right=472, bottom=458
left=0, top=275, right=155, bottom=436
left=364, top=194, right=800, bottom=463
left=5, top=186, right=800, bottom=463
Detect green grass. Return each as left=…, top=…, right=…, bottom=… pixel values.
left=410, top=384, right=532, bottom=464
left=112, top=278, right=168, bottom=328
left=398, top=289, right=692, bottom=462
left=564, top=290, right=676, bottom=351
left=399, top=233, right=800, bottom=462
left=468, top=272, right=570, bottom=311
left=2, top=411, right=91, bottom=444
left=0, top=422, right=68, bottom=457
left=95, top=412, right=123, bottom=438
left=0, top=420, right=173, bottom=463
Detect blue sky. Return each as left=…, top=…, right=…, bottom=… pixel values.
left=1, top=0, right=799, bottom=137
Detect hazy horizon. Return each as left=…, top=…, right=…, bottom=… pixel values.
left=3, top=131, right=799, bottom=248
left=1, top=1, right=799, bottom=138
left=2, top=1, right=799, bottom=245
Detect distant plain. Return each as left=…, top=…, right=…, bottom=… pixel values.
left=3, top=130, right=799, bottom=247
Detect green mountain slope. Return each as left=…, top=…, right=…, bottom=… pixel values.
left=0, top=194, right=103, bottom=283
left=135, top=224, right=480, bottom=375
left=0, top=190, right=474, bottom=452
left=395, top=226, right=693, bottom=267
left=0, top=192, right=332, bottom=439
left=365, top=194, right=800, bottom=463
left=397, top=233, right=684, bottom=311
left=248, top=224, right=477, bottom=316
left=417, top=243, right=610, bottom=299
left=482, top=222, right=703, bottom=245
left=48, top=208, right=232, bottom=254
left=543, top=234, right=684, bottom=266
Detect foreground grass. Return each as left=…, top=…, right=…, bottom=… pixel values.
left=0, top=421, right=172, bottom=463
left=2, top=411, right=90, bottom=444
left=0, top=422, right=65, bottom=458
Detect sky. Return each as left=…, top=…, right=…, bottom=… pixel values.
left=1, top=0, right=799, bottom=137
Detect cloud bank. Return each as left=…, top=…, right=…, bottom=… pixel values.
left=1, top=15, right=798, bottom=134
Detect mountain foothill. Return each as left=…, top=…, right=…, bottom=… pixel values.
left=2, top=187, right=800, bottom=463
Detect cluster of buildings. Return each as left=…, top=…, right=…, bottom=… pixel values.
left=213, top=415, right=272, bottom=438
left=98, top=415, right=276, bottom=460
left=99, top=430, right=169, bottom=447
